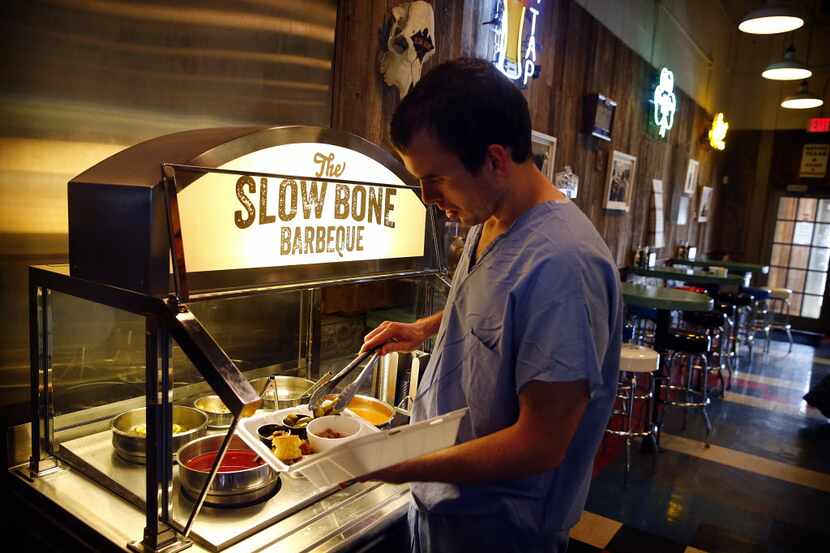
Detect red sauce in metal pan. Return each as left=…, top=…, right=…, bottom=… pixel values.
left=185, top=450, right=263, bottom=473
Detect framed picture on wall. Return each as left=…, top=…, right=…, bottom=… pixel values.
left=531, top=130, right=557, bottom=181
left=698, top=186, right=713, bottom=222
left=684, top=159, right=699, bottom=195
left=604, top=150, right=637, bottom=211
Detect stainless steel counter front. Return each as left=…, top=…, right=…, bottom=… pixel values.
left=10, top=459, right=409, bottom=553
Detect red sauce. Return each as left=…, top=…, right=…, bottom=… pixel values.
left=185, top=450, right=263, bottom=473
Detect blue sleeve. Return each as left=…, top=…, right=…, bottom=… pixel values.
left=513, top=265, right=608, bottom=397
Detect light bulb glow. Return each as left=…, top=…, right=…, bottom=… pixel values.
left=762, top=66, right=812, bottom=80
left=781, top=97, right=824, bottom=109
left=739, top=15, right=803, bottom=34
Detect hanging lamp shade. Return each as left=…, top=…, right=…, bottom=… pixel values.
left=738, top=6, right=804, bottom=34
left=780, top=80, right=824, bottom=109
left=762, top=45, right=812, bottom=80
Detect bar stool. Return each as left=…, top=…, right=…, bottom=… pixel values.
left=768, top=288, right=794, bottom=353
left=682, top=309, right=731, bottom=396
left=657, top=329, right=713, bottom=447
left=742, top=286, right=772, bottom=355
left=718, top=291, right=753, bottom=357
left=625, top=305, right=657, bottom=346
left=606, top=344, right=660, bottom=485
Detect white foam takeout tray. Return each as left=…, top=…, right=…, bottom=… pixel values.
left=236, top=406, right=468, bottom=488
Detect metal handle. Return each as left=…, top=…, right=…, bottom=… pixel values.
left=308, top=346, right=380, bottom=412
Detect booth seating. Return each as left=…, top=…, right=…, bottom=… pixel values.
left=656, top=329, right=713, bottom=447
left=606, top=344, right=660, bottom=485
left=768, top=288, right=794, bottom=353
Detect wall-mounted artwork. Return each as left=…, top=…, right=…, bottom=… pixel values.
left=555, top=165, right=579, bottom=199
left=698, top=186, right=713, bottom=222
left=604, top=150, right=637, bottom=211
left=677, top=195, right=690, bottom=225
left=683, top=159, right=699, bottom=195
left=531, top=130, right=557, bottom=182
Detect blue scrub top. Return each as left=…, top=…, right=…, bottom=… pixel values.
left=411, top=200, right=622, bottom=535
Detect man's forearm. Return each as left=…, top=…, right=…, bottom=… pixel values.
left=417, top=311, right=443, bottom=338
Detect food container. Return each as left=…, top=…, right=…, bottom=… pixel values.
left=250, top=376, right=314, bottom=409
left=111, top=405, right=208, bottom=464
left=236, top=407, right=467, bottom=488
left=176, top=434, right=279, bottom=507
left=194, top=395, right=233, bottom=428
left=337, top=394, right=395, bottom=427
left=306, top=415, right=361, bottom=453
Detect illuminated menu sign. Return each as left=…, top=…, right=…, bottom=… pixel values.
left=178, top=143, right=426, bottom=272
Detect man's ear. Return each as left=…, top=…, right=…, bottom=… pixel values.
left=485, top=144, right=511, bottom=177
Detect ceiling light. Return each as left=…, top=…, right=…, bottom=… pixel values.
left=762, top=45, right=812, bottom=80
left=781, top=81, right=824, bottom=110
left=738, top=6, right=804, bottom=34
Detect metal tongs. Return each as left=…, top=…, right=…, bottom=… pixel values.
left=308, top=347, right=381, bottom=418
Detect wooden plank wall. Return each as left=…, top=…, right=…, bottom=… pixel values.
left=332, top=0, right=723, bottom=267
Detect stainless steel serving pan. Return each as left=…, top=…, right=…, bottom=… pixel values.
left=111, top=405, right=208, bottom=464
left=176, top=434, right=279, bottom=507
left=250, top=375, right=314, bottom=410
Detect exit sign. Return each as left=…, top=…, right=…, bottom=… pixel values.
left=808, top=118, right=830, bottom=133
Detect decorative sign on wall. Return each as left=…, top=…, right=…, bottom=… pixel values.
left=490, top=0, right=542, bottom=87
left=604, top=150, right=637, bottom=211
left=555, top=166, right=579, bottom=199
left=652, top=67, right=677, bottom=139
left=708, top=113, right=728, bottom=150
left=178, top=144, right=426, bottom=272
left=683, top=159, right=699, bottom=195
left=799, top=144, right=829, bottom=178
left=677, top=195, right=690, bottom=225
left=651, top=179, right=665, bottom=248
left=698, top=186, right=713, bottom=222
left=584, top=93, right=616, bottom=141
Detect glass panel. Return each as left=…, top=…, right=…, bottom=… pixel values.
left=774, top=221, right=794, bottom=243
left=787, top=269, right=806, bottom=293
left=801, top=295, right=823, bottom=319
left=810, top=247, right=830, bottom=272
left=813, top=223, right=830, bottom=247
left=796, top=198, right=817, bottom=221
left=818, top=199, right=830, bottom=223
left=805, top=271, right=827, bottom=296
left=790, top=292, right=803, bottom=315
left=793, top=222, right=814, bottom=245
left=767, top=267, right=786, bottom=289
left=777, top=197, right=797, bottom=220
left=790, top=245, right=809, bottom=269
left=770, top=244, right=790, bottom=267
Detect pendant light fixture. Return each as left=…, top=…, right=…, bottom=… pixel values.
left=738, top=5, right=804, bottom=35
left=780, top=80, right=824, bottom=109
left=762, top=45, right=812, bottom=80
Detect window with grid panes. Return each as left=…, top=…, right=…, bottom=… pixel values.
left=769, top=198, right=829, bottom=319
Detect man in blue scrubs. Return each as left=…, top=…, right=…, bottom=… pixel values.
left=362, top=58, right=622, bottom=553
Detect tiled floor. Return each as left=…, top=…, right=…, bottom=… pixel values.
left=570, top=337, right=830, bottom=553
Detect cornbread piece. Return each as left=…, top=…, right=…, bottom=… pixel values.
left=272, top=433, right=303, bottom=462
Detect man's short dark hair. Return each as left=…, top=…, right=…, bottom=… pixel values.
left=390, top=57, right=532, bottom=174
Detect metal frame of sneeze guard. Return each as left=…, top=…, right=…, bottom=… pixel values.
left=23, top=126, right=447, bottom=553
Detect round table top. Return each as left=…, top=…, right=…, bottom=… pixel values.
left=669, top=258, right=769, bottom=275
left=628, top=266, right=747, bottom=286
left=622, top=282, right=714, bottom=311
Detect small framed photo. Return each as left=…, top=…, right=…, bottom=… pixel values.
left=698, top=186, right=713, bottom=222
left=555, top=166, right=579, bottom=199
left=604, top=150, right=637, bottom=211
left=684, top=159, right=699, bottom=195
left=531, top=130, right=557, bottom=181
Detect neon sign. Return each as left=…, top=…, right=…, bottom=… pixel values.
left=708, top=112, right=728, bottom=150
left=652, top=67, right=677, bottom=138
left=492, top=0, right=542, bottom=87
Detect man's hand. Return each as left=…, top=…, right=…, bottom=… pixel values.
left=360, top=312, right=442, bottom=355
